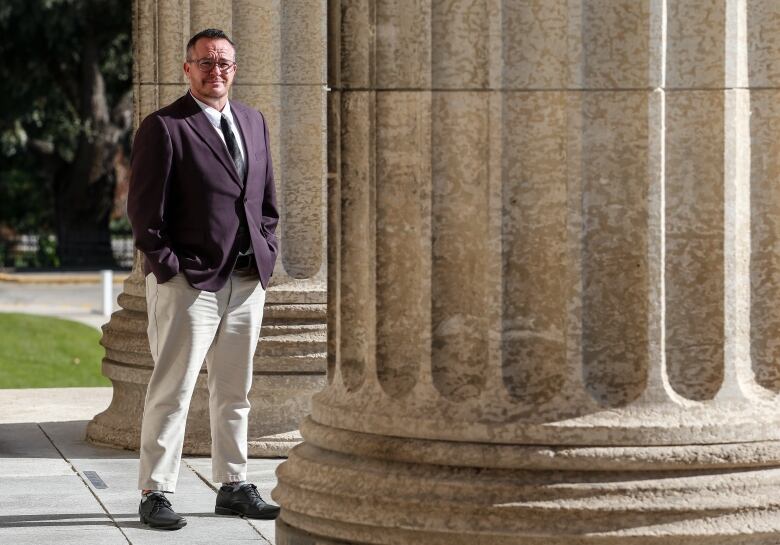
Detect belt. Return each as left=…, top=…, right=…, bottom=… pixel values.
left=234, top=253, right=256, bottom=272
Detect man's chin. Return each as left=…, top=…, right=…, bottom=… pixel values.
left=200, top=87, right=228, bottom=98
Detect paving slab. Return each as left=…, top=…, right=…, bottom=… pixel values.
left=0, top=422, right=74, bottom=478
left=0, top=388, right=113, bottom=424
left=0, top=477, right=129, bottom=545
left=0, top=423, right=128, bottom=544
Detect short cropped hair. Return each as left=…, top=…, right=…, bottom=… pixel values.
left=186, top=28, right=236, bottom=60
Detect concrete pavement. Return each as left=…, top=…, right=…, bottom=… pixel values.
left=0, top=388, right=283, bottom=544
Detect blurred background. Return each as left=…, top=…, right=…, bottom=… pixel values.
left=0, top=0, right=132, bottom=390
left=0, top=0, right=133, bottom=271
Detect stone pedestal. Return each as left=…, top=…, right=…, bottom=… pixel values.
left=274, top=1, right=780, bottom=542
left=86, top=0, right=328, bottom=456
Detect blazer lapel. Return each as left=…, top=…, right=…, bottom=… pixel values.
left=182, top=95, right=243, bottom=188
left=231, top=106, right=253, bottom=186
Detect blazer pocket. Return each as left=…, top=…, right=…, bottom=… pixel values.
left=179, top=255, right=204, bottom=270
left=265, top=231, right=278, bottom=253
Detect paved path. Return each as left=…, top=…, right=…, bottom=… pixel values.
left=0, top=388, right=282, bottom=544
left=0, top=278, right=284, bottom=543
left=0, top=274, right=126, bottom=329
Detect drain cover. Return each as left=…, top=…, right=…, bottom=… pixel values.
left=83, top=471, right=108, bottom=489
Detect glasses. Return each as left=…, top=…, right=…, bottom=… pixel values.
left=188, top=58, right=237, bottom=74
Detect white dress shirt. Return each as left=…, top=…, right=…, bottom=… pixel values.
left=190, top=92, right=246, bottom=163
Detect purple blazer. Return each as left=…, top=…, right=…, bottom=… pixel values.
left=127, top=93, right=279, bottom=292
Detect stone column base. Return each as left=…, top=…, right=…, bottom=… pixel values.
left=273, top=418, right=780, bottom=545
left=276, top=519, right=351, bottom=545
left=276, top=520, right=780, bottom=545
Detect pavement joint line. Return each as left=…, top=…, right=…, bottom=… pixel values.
left=37, top=423, right=133, bottom=545
left=182, top=459, right=273, bottom=544
left=182, top=459, right=219, bottom=493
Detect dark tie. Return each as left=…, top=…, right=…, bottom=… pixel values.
left=220, top=114, right=246, bottom=181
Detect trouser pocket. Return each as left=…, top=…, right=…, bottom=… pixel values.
left=145, top=272, right=160, bottom=361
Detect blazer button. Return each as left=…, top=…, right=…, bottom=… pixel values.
left=244, top=198, right=248, bottom=203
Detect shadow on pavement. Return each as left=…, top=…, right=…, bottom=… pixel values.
left=0, top=421, right=137, bottom=459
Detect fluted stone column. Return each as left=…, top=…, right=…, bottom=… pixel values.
left=275, top=1, right=780, bottom=542
left=86, top=0, right=327, bottom=456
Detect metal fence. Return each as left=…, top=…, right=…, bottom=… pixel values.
left=0, top=232, right=134, bottom=270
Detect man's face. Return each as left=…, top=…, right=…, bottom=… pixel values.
left=184, top=38, right=236, bottom=104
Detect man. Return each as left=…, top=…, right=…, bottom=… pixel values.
left=127, top=28, right=280, bottom=530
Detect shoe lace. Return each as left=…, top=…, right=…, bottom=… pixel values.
left=242, top=483, right=263, bottom=502
left=148, top=493, right=172, bottom=512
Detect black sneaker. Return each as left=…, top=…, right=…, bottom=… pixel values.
left=139, top=492, right=187, bottom=530
left=215, top=483, right=280, bottom=519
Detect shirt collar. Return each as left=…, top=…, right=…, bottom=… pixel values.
left=190, top=91, right=234, bottom=130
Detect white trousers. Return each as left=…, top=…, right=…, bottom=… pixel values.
left=138, top=270, right=266, bottom=492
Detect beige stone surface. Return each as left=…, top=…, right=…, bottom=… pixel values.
left=748, top=0, right=780, bottom=87
left=375, top=91, right=431, bottom=398
left=750, top=90, right=780, bottom=392
left=430, top=91, right=491, bottom=401
left=232, top=0, right=280, bottom=84
left=326, top=88, right=342, bottom=385
left=132, top=84, right=158, bottom=128
left=134, top=0, right=157, bottom=85
left=338, top=1, right=372, bottom=88
left=375, top=1, right=431, bottom=89
left=89, top=0, right=328, bottom=456
left=189, top=0, right=231, bottom=36
left=666, top=1, right=726, bottom=88
left=579, top=91, right=651, bottom=408
left=665, top=90, right=725, bottom=400
left=158, top=83, right=188, bottom=107
left=334, top=90, right=373, bottom=393
left=580, top=0, right=654, bottom=88
left=276, top=1, right=780, bottom=543
left=233, top=0, right=326, bottom=85
left=502, top=91, right=568, bottom=404
left=157, top=0, right=188, bottom=84
left=501, top=0, right=569, bottom=89
left=430, top=2, right=489, bottom=89
left=278, top=84, right=327, bottom=279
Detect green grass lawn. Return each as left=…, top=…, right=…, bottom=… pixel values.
left=0, top=313, right=109, bottom=388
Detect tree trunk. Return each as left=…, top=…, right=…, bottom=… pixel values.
left=53, top=33, right=121, bottom=268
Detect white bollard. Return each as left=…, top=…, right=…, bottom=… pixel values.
left=101, top=270, right=113, bottom=317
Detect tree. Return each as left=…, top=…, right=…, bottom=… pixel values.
left=0, top=0, right=132, bottom=267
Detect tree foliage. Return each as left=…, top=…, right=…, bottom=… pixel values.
left=0, top=0, right=132, bottom=267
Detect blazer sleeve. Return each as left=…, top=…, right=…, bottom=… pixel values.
left=260, top=111, right=280, bottom=254
left=127, top=114, right=179, bottom=281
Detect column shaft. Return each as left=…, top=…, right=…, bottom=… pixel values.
left=275, top=1, right=780, bottom=543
